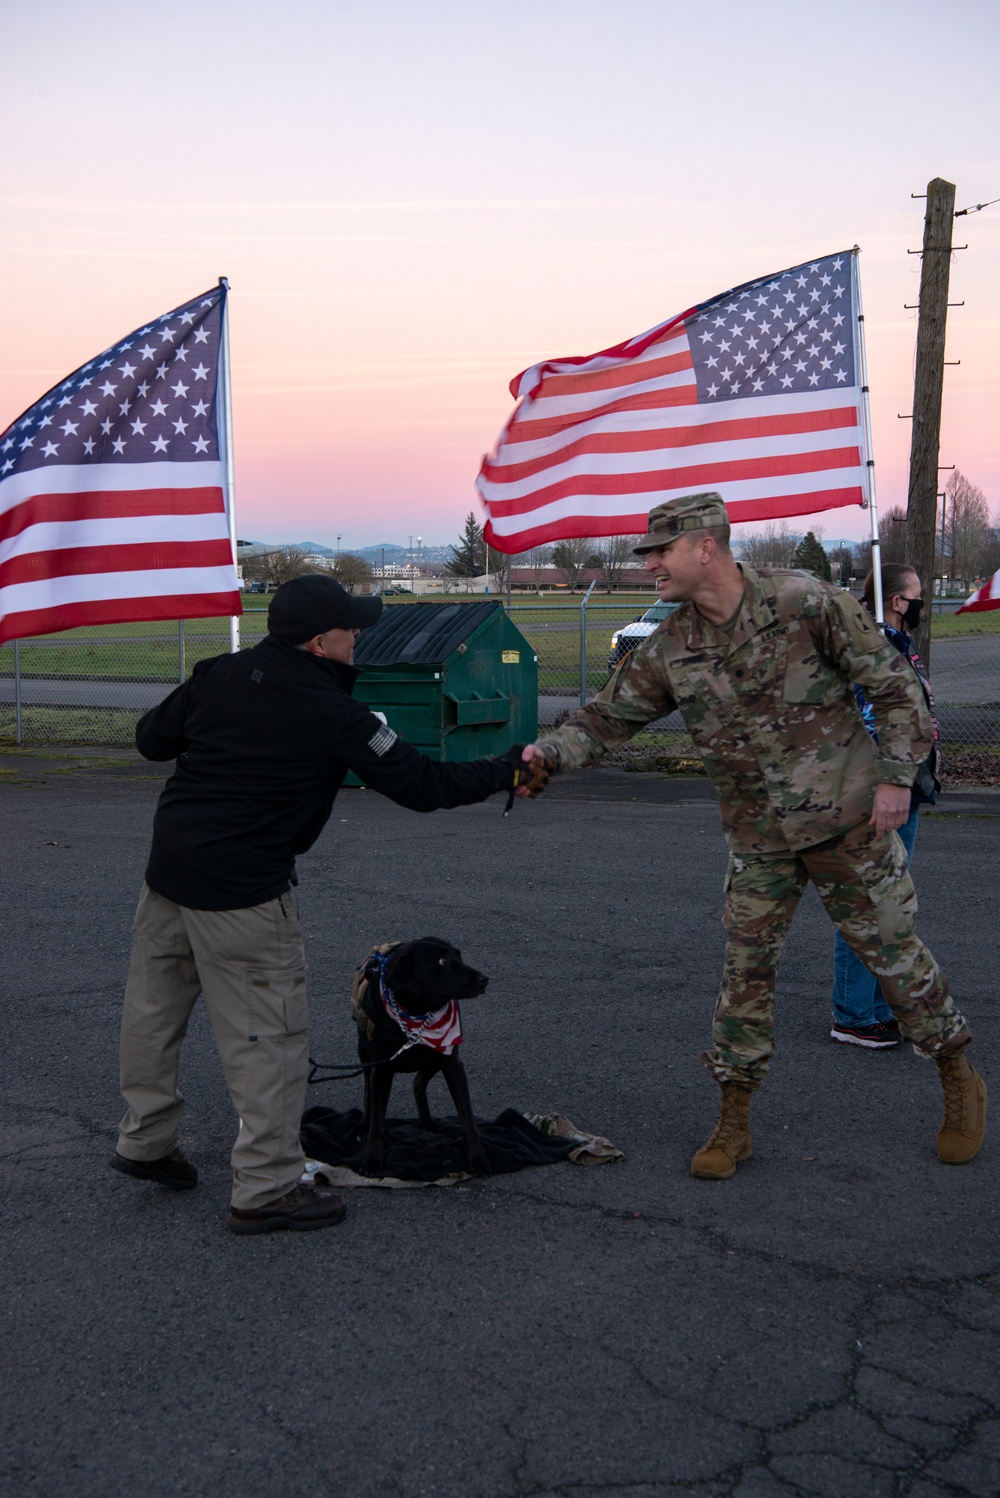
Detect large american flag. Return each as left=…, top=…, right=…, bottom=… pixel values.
left=477, top=250, right=870, bottom=553
left=0, top=285, right=241, bottom=645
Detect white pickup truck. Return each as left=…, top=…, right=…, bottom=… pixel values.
left=607, top=600, right=680, bottom=672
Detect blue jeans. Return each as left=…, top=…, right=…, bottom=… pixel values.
left=831, top=805, right=921, bottom=1028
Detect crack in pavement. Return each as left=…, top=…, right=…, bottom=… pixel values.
left=474, top=1185, right=1000, bottom=1496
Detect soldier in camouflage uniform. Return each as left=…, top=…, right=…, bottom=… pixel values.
left=524, top=493, right=986, bottom=1179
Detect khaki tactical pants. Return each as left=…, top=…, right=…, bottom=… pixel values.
left=116, top=883, right=309, bottom=1209
left=704, top=819, right=971, bottom=1088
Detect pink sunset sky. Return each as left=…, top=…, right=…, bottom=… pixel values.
left=2, top=0, right=998, bottom=552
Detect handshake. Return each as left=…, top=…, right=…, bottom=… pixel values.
left=498, top=744, right=555, bottom=802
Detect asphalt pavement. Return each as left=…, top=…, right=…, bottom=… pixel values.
left=2, top=752, right=999, bottom=1498
left=927, top=635, right=1000, bottom=705
left=0, top=677, right=176, bottom=709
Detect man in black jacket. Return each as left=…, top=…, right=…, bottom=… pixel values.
left=109, top=575, right=531, bottom=1234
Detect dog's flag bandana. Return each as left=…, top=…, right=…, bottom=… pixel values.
left=375, top=954, right=463, bottom=1056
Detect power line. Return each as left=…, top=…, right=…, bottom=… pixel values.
left=955, top=196, right=1000, bottom=217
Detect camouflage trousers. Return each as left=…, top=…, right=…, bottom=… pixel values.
left=703, top=818, right=971, bottom=1089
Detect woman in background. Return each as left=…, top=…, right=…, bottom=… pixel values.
left=830, top=562, right=940, bottom=1049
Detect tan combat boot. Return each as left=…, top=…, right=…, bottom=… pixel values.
left=936, top=1051, right=987, bottom=1164
left=690, top=1081, right=753, bottom=1180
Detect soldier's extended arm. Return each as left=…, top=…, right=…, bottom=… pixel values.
left=534, top=646, right=680, bottom=771
left=815, top=590, right=933, bottom=787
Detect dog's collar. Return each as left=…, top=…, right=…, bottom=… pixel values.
left=372, top=951, right=463, bottom=1056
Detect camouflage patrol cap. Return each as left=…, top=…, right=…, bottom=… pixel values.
left=632, top=492, right=730, bottom=554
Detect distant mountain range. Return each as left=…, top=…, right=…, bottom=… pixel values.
left=263, top=541, right=419, bottom=558
left=289, top=541, right=455, bottom=564
left=291, top=541, right=336, bottom=557
left=354, top=542, right=455, bottom=563
left=246, top=534, right=865, bottom=562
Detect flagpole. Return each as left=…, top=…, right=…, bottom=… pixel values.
left=853, top=247, right=883, bottom=623
left=218, top=276, right=240, bottom=652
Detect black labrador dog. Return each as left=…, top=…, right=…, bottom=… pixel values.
left=352, top=937, right=491, bottom=1178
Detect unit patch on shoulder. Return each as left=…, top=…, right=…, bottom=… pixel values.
left=368, top=724, right=398, bottom=757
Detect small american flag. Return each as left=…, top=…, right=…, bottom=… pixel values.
left=477, top=250, right=870, bottom=552
left=0, top=284, right=241, bottom=645
left=957, top=570, right=1000, bottom=614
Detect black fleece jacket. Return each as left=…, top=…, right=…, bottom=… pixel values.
left=136, top=634, right=514, bottom=910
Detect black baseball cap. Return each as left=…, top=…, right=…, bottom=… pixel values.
left=267, top=575, right=383, bottom=644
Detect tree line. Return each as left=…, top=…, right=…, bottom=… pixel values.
left=241, top=468, right=998, bottom=599
left=449, top=511, right=914, bottom=593
left=879, top=471, right=1000, bottom=588
left=446, top=512, right=643, bottom=593
left=241, top=548, right=374, bottom=593
left=735, top=470, right=998, bottom=589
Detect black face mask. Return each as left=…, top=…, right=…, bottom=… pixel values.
left=901, top=597, right=923, bottom=630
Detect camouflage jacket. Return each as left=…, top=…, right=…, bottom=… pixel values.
left=537, top=565, right=933, bottom=855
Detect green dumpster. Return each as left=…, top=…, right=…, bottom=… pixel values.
left=348, top=602, right=538, bottom=773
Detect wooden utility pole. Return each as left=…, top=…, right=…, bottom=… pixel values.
left=905, top=177, right=956, bottom=667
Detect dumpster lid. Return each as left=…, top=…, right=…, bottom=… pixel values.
left=354, top=602, right=500, bottom=666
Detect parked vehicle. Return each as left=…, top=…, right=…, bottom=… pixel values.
left=608, top=600, right=680, bottom=672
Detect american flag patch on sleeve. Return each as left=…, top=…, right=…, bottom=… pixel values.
left=368, top=723, right=398, bottom=757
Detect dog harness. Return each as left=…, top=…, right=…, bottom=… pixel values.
left=370, top=949, right=463, bottom=1056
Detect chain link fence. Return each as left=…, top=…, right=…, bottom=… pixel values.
left=1, top=598, right=998, bottom=768
left=921, top=610, right=1000, bottom=754
left=0, top=612, right=270, bottom=746
left=506, top=598, right=694, bottom=768
left=506, top=598, right=1000, bottom=769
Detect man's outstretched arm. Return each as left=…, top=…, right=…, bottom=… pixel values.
left=330, top=698, right=533, bottom=811
left=518, top=645, right=679, bottom=788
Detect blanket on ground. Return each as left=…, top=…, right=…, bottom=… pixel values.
left=299, top=1106, right=623, bottom=1187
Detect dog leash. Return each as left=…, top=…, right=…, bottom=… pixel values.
left=308, top=1036, right=422, bottom=1084
left=307, top=954, right=448, bottom=1084
left=308, top=1034, right=426, bottom=1084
